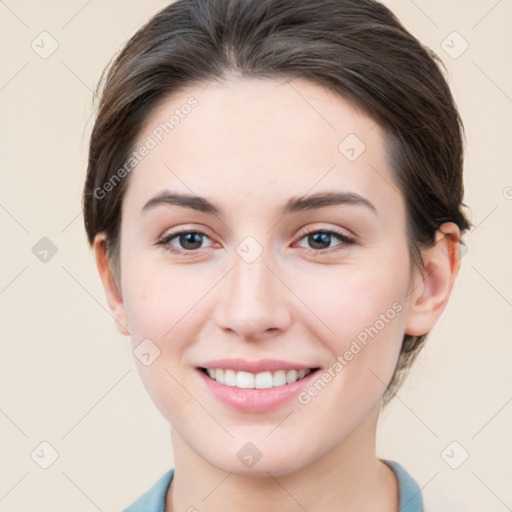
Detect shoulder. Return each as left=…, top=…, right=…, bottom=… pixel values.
left=382, top=459, right=424, bottom=512
left=121, top=469, right=174, bottom=512
left=384, top=460, right=473, bottom=512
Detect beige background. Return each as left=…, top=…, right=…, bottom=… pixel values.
left=1, top=0, right=511, bottom=510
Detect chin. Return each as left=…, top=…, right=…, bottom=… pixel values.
left=214, top=454, right=309, bottom=478
left=195, top=434, right=320, bottom=478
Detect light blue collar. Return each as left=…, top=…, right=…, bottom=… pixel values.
left=122, top=459, right=423, bottom=511
left=383, top=459, right=424, bottom=511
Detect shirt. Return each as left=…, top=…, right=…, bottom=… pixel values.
left=121, top=459, right=423, bottom=512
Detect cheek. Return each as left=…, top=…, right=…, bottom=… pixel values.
left=296, top=262, right=408, bottom=396
left=299, top=262, right=408, bottom=340
left=120, top=265, right=201, bottom=422
left=121, top=253, right=197, bottom=341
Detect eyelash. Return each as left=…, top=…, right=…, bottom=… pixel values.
left=156, top=227, right=356, bottom=255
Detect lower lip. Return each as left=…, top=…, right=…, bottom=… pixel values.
left=196, top=368, right=318, bottom=413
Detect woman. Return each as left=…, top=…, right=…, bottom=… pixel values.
left=83, top=0, right=470, bottom=510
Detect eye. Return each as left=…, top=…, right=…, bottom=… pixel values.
left=156, top=227, right=356, bottom=256
left=156, top=230, right=214, bottom=254
left=295, top=228, right=356, bottom=253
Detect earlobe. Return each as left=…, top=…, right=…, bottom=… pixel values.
left=93, top=234, right=130, bottom=336
left=404, top=222, right=461, bottom=336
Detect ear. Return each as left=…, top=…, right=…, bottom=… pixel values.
left=404, top=222, right=462, bottom=336
left=93, top=233, right=130, bottom=336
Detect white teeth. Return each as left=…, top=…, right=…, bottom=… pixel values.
left=204, top=368, right=313, bottom=389
left=236, top=371, right=255, bottom=389
left=255, top=371, right=273, bottom=389
left=286, top=369, right=298, bottom=383
left=273, top=370, right=287, bottom=387
left=224, top=369, right=236, bottom=387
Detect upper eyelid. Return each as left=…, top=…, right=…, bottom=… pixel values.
left=296, top=225, right=355, bottom=240
left=159, top=226, right=214, bottom=242
left=159, top=226, right=352, bottom=240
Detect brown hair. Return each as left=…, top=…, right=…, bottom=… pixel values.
left=83, top=0, right=471, bottom=405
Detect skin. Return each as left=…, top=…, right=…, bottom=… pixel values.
left=94, top=77, right=461, bottom=511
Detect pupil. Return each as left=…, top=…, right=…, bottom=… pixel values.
left=181, top=232, right=202, bottom=249
left=309, top=232, right=330, bottom=249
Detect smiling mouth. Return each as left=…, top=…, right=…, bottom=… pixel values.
left=199, top=367, right=321, bottom=389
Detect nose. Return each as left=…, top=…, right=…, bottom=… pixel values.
left=213, top=245, right=292, bottom=342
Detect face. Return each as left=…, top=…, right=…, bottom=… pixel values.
left=111, top=78, right=424, bottom=476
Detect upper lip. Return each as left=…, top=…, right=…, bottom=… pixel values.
left=198, top=358, right=320, bottom=374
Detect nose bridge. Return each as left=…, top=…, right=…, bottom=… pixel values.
left=232, top=244, right=273, bottom=303
left=214, top=238, right=291, bottom=340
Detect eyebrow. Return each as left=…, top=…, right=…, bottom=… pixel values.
left=142, top=190, right=378, bottom=216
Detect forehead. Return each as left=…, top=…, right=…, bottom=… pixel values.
left=125, top=77, right=402, bottom=219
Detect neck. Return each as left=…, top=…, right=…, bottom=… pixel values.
left=165, top=405, right=398, bottom=512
